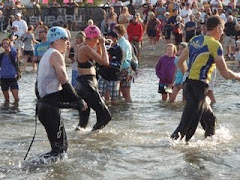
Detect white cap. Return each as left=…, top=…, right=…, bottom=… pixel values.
left=16, top=12, right=22, bottom=17
left=165, top=12, right=170, bottom=16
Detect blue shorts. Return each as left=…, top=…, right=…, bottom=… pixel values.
left=0, top=78, right=19, bottom=91
left=71, top=70, right=78, bottom=88
left=158, top=83, right=169, bottom=94
left=98, top=76, right=120, bottom=100
left=23, top=50, right=34, bottom=56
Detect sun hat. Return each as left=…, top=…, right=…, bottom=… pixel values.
left=47, top=26, right=68, bottom=43
left=84, top=25, right=101, bottom=39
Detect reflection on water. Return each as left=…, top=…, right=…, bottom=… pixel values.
left=1, top=68, right=240, bottom=179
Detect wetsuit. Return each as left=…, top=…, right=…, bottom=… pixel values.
left=171, top=35, right=218, bottom=141
left=76, top=59, right=111, bottom=131
left=37, top=48, right=84, bottom=158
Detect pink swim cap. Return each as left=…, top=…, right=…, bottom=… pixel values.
left=84, top=25, right=101, bottom=39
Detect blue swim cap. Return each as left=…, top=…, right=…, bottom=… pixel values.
left=47, top=26, right=68, bottom=43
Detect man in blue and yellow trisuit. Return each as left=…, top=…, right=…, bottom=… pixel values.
left=171, top=16, right=240, bottom=142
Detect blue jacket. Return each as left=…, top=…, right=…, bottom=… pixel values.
left=0, top=46, right=17, bottom=79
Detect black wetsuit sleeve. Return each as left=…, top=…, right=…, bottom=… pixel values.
left=60, top=82, right=84, bottom=111
left=61, top=81, right=79, bottom=101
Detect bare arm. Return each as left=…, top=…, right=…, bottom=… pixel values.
left=32, top=34, right=39, bottom=44
left=215, top=55, right=240, bottom=80
left=98, top=36, right=109, bottom=66
left=50, top=51, right=68, bottom=84
left=169, top=64, right=178, bottom=87
left=78, top=39, right=109, bottom=66
left=33, top=39, right=39, bottom=44
left=49, top=51, right=88, bottom=110
left=178, top=47, right=189, bottom=74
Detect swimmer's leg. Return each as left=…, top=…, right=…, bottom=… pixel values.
left=171, top=80, right=208, bottom=141
left=77, top=107, right=90, bottom=129
left=89, top=90, right=111, bottom=131
left=171, top=81, right=197, bottom=140
left=171, top=99, right=198, bottom=140
left=200, top=107, right=217, bottom=138
left=38, top=102, right=68, bottom=156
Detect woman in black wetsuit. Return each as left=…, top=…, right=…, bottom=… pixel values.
left=75, top=25, right=111, bottom=131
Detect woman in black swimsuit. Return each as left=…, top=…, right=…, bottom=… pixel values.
left=75, top=25, right=111, bottom=131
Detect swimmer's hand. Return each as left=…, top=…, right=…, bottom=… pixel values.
left=98, top=35, right=106, bottom=44
left=236, top=73, right=240, bottom=81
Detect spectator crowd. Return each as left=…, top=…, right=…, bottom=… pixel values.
left=1, top=0, right=240, bottom=106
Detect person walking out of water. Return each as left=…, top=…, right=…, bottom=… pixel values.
left=171, top=16, right=240, bottom=142
left=37, top=26, right=87, bottom=160
left=75, top=25, right=111, bottom=131
left=156, top=43, right=177, bottom=101
left=0, top=39, right=19, bottom=105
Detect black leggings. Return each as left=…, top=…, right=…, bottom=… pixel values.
left=37, top=91, right=83, bottom=155
left=171, top=79, right=216, bottom=141
left=76, top=75, right=111, bottom=130
left=37, top=101, right=68, bottom=154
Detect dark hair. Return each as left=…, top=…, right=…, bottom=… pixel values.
left=28, top=25, right=34, bottom=31
left=206, top=15, right=223, bottom=31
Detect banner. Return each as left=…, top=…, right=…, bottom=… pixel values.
left=42, top=0, right=48, bottom=4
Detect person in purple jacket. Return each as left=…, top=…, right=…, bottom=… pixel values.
left=156, top=43, right=177, bottom=101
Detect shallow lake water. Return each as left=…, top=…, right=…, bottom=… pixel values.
left=1, top=66, right=240, bottom=179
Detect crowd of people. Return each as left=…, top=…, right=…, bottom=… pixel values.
left=1, top=0, right=240, bottom=163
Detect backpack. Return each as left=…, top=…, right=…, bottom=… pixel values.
left=130, top=44, right=139, bottom=71
left=0, top=52, right=21, bottom=80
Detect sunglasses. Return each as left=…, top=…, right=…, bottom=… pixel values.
left=39, top=31, right=46, bottom=33
left=61, top=37, right=68, bottom=41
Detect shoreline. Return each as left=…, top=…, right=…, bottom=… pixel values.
left=0, top=31, right=237, bottom=70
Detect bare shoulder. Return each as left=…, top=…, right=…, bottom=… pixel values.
left=79, top=45, right=92, bottom=53
left=50, top=51, right=64, bottom=65
left=78, top=45, right=94, bottom=59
